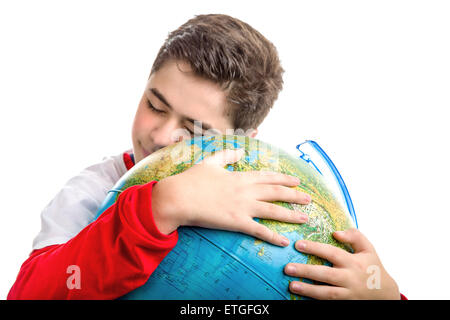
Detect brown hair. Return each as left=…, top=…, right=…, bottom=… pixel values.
left=150, top=14, right=284, bottom=131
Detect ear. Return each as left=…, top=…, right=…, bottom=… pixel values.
left=248, top=128, right=258, bottom=138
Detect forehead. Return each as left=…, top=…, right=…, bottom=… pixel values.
left=146, top=60, right=233, bottom=129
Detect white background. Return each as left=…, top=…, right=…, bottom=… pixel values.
left=1, top=0, right=449, bottom=299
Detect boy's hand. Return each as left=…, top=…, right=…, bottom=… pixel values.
left=151, top=148, right=311, bottom=246
left=284, top=228, right=400, bottom=299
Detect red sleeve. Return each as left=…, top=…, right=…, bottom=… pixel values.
left=400, top=293, right=407, bottom=300
left=7, top=181, right=178, bottom=300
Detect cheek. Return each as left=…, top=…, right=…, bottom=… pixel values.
left=132, top=107, right=156, bottom=138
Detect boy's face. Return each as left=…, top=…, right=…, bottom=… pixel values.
left=132, top=60, right=250, bottom=163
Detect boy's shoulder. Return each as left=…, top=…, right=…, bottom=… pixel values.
left=70, top=149, right=136, bottom=198
left=32, top=149, right=134, bottom=250
left=72, top=150, right=133, bottom=188
left=99, top=149, right=134, bottom=176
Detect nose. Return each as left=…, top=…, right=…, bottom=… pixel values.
left=151, top=118, right=188, bottom=148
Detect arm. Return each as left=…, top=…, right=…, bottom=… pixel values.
left=8, top=181, right=178, bottom=300
left=9, top=149, right=312, bottom=299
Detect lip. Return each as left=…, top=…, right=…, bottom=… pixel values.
left=140, top=143, right=152, bottom=159
left=142, top=148, right=151, bottom=159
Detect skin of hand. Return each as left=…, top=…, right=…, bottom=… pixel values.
left=284, top=228, right=401, bottom=300
left=151, top=148, right=312, bottom=247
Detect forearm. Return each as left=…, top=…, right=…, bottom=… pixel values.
left=7, top=182, right=178, bottom=300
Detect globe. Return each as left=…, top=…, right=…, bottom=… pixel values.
left=93, top=135, right=357, bottom=300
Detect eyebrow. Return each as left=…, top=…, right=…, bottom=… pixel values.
left=148, top=87, right=213, bottom=130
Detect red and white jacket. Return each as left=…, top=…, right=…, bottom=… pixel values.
left=8, top=151, right=178, bottom=299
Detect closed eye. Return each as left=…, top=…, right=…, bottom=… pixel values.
left=147, top=98, right=196, bottom=135
left=146, top=99, right=165, bottom=114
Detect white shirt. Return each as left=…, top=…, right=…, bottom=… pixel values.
left=32, top=152, right=130, bottom=250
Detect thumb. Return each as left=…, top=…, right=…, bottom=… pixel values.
left=333, top=228, right=374, bottom=253
left=201, top=148, right=245, bottom=167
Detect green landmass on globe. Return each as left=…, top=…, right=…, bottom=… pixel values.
left=95, top=135, right=355, bottom=300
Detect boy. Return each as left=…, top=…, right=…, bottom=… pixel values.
left=8, top=14, right=403, bottom=300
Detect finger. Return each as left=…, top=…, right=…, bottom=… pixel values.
left=242, top=220, right=290, bottom=247
left=235, top=170, right=301, bottom=187
left=284, top=263, right=347, bottom=287
left=333, top=228, right=374, bottom=253
left=254, top=201, right=308, bottom=224
left=201, top=148, right=245, bottom=166
left=294, top=240, right=352, bottom=267
left=254, top=184, right=311, bottom=205
left=289, top=281, right=349, bottom=300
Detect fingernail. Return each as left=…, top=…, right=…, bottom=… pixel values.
left=285, top=264, right=296, bottom=275
left=281, top=237, right=290, bottom=246
left=291, top=282, right=302, bottom=291
left=300, top=212, right=309, bottom=221
left=334, top=231, right=345, bottom=237
left=296, top=241, right=306, bottom=250
left=305, top=194, right=312, bottom=203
